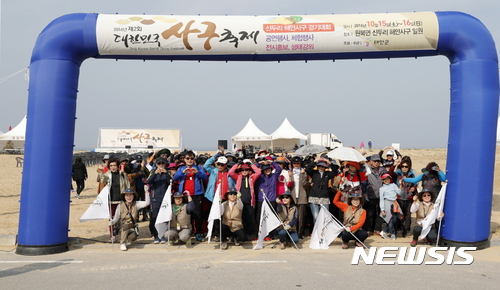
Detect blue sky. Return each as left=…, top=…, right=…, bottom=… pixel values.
left=1, top=0, right=499, bottom=150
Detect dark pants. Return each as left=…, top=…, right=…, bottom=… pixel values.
left=221, top=224, right=246, bottom=242
left=398, top=199, right=413, bottom=235
left=191, top=195, right=203, bottom=235
left=277, top=229, right=299, bottom=244
left=296, top=204, right=307, bottom=236
left=413, top=225, right=438, bottom=242
left=341, top=229, right=368, bottom=243
left=149, top=202, right=161, bottom=238
left=242, top=203, right=254, bottom=236
left=109, top=204, right=118, bottom=237
left=383, top=213, right=399, bottom=235
left=363, top=198, right=382, bottom=232
left=75, top=179, right=85, bottom=195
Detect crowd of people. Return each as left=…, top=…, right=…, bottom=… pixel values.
left=87, top=145, right=446, bottom=251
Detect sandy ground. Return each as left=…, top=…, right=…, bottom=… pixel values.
left=1, top=148, right=498, bottom=244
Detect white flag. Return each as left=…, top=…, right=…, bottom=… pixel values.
left=155, top=184, right=173, bottom=238
left=309, top=206, right=344, bottom=249
left=253, top=201, right=281, bottom=250
left=79, top=185, right=110, bottom=222
left=418, top=183, right=447, bottom=239
left=206, top=186, right=222, bottom=244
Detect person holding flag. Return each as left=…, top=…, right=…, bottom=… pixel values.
left=410, top=188, right=444, bottom=247
left=165, top=191, right=195, bottom=246
left=98, top=158, right=130, bottom=242
left=109, top=188, right=150, bottom=251
left=146, top=157, right=172, bottom=244
left=276, top=191, right=299, bottom=250
left=333, top=189, right=367, bottom=249
left=220, top=188, right=246, bottom=250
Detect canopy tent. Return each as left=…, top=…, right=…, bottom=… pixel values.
left=231, top=118, right=271, bottom=152
left=270, top=118, right=306, bottom=152
left=0, top=116, right=26, bottom=150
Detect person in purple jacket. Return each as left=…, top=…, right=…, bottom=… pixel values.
left=256, top=157, right=282, bottom=240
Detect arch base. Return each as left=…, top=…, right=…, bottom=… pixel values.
left=16, top=243, right=68, bottom=256
left=438, top=237, right=490, bottom=250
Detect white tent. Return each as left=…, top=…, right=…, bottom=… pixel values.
left=270, top=118, right=306, bottom=152
left=0, top=116, right=26, bottom=151
left=231, top=118, right=271, bottom=152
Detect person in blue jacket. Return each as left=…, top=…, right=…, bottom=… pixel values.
left=403, top=162, right=446, bottom=200
left=174, top=150, right=207, bottom=241
left=204, top=152, right=235, bottom=202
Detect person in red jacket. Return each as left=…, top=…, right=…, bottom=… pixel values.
left=229, top=159, right=261, bottom=240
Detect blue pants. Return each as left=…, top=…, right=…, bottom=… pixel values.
left=277, top=229, right=299, bottom=244
left=383, top=213, right=399, bottom=235
left=310, top=203, right=329, bottom=224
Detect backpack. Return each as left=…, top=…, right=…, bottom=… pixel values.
left=421, top=174, right=442, bottom=196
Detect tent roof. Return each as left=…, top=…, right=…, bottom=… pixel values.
left=0, top=116, right=26, bottom=140
left=270, top=118, right=306, bottom=140
left=232, top=118, right=271, bottom=141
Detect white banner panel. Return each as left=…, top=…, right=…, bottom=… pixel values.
left=98, top=128, right=181, bottom=148
left=96, top=12, right=438, bottom=56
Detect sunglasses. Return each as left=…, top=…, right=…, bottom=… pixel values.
left=401, top=165, right=409, bottom=168
left=216, top=163, right=227, bottom=166
left=241, top=169, right=250, bottom=171
left=185, top=157, right=194, bottom=160
left=157, top=162, right=165, bottom=165
left=422, top=194, right=432, bottom=197
left=227, top=192, right=237, bottom=195
left=282, top=196, right=291, bottom=199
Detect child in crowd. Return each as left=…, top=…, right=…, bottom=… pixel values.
left=379, top=173, right=403, bottom=240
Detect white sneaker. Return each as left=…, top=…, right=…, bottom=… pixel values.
left=125, top=240, right=131, bottom=246
left=120, top=243, right=127, bottom=251
left=380, top=231, right=389, bottom=239
left=391, top=234, right=396, bottom=240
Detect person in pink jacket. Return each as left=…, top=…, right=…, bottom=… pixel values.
left=229, top=159, right=261, bottom=240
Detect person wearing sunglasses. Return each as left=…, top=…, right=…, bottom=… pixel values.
left=393, top=156, right=418, bottom=237
left=174, top=150, right=208, bottom=241
left=229, top=159, right=261, bottom=240
left=409, top=189, right=444, bottom=246
left=305, top=158, right=339, bottom=224
left=333, top=189, right=367, bottom=249
left=146, top=157, right=172, bottom=244
left=276, top=191, right=299, bottom=250
left=220, top=188, right=245, bottom=250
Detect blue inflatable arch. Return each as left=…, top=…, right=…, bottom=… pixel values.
left=17, top=12, right=498, bottom=255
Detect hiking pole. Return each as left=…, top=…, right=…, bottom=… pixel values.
left=321, top=205, right=368, bottom=249
left=262, top=190, right=300, bottom=251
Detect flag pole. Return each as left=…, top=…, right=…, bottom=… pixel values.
left=108, top=186, right=115, bottom=248
left=261, top=190, right=299, bottom=251
left=435, top=181, right=447, bottom=247
left=167, top=221, right=170, bottom=245
left=320, top=204, right=368, bottom=249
